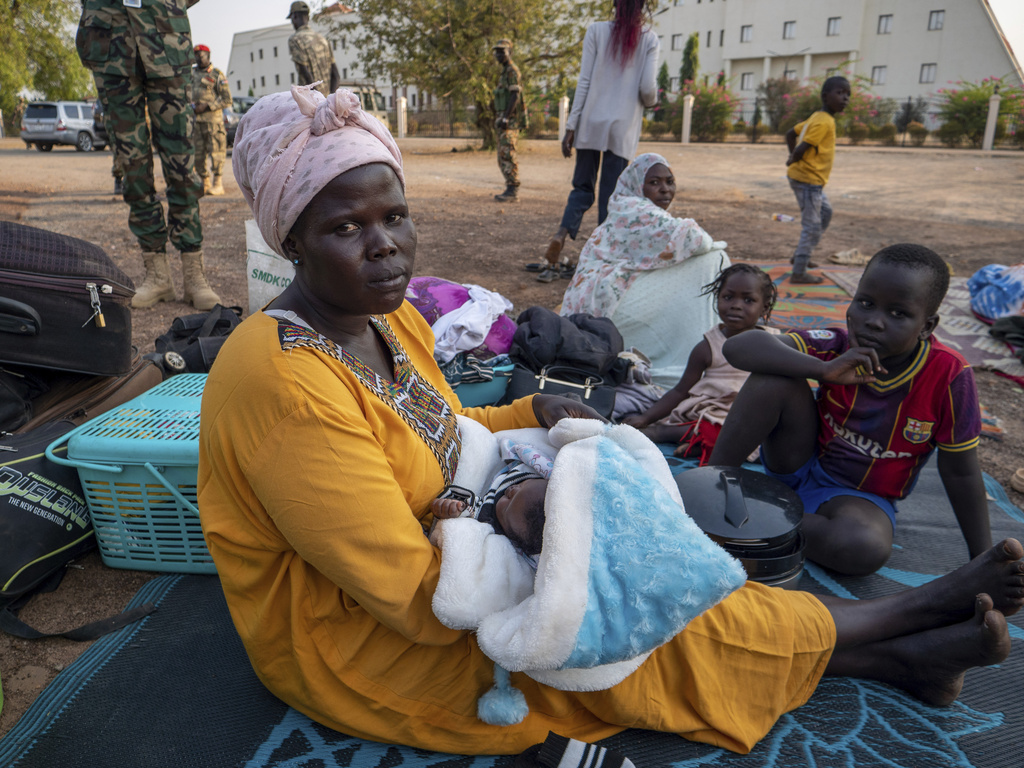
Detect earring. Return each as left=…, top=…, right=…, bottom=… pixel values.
left=292, top=259, right=301, bottom=265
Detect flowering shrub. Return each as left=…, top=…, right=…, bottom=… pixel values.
left=937, top=76, right=1024, bottom=147
left=907, top=121, right=929, bottom=147
left=776, top=70, right=896, bottom=138
left=676, top=80, right=738, bottom=142
left=847, top=122, right=869, bottom=144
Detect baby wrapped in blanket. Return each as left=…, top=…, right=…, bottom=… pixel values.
left=430, top=417, right=747, bottom=725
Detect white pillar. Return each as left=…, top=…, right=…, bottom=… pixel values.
left=762, top=56, right=772, bottom=84
left=558, top=95, right=570, bottom=142
left=982, top=91, right=1002, bottom=151
left=680, top=94, right=694, bottom=144
left=397, top=96, right=407, bottom=139
left=802, top=53, right=812, bottom=82
left=847, top=52, right=858, bottom=77
left=722, top=59, right=731, bottom=82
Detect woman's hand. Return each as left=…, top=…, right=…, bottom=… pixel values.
left=532, top=393, right=609, bottom=428
left=561, top=129, right=575, bottom=158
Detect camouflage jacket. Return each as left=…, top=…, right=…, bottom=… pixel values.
left=192, top=65, right=232, bottom=122
left=288, top=24, right=334, bottom=96
left=494, top=62, right=524, bottom=129
left=76, top=0, right=200, bottom=80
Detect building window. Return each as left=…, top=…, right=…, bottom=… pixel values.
left=332, top=40, right=337, bottom=50
left=273, top=46, right=278, bottom=57
left=342, top=68, right=347, bottom=79
left=878, top=14, right=892, bottom=34
left=290, top=73, right=295, bottom=84
left=260, top=75, right=266, bottom=87
left=671, top=33, right=683, bottom=50
left=928, top=10, right=944, bottom=30
left=249, top=52, right=254, bottom=62
left=258, top=48, right=263, bottom=60
left=740, top=25, right=752, bottom=43
left=740, top=72, right=754, bottom=90
left=670, top=76, right=680, bottom=91
left=275, top=74, right=280, bottom=85
left=706, top=30, right=712, bottom=47
left=411, top=93, right=417, bottom=107
left=388, top=95, right=393, bottom=107
left=827, top=17, right=841, bottom=36
left=782, top=21, right=795, bottom=40
left=341, top=36, right=346, bottom=48
left=920, top=63, right=937, bottom=83
left=236, top=80, right=241, bottom=90
left=871, top=66, right=886, bottom=85
left=783, top=68, right=796, bottom=81
left=719, top=29, right=724, bottom=46
left=251, top=78, right=256, bottom=88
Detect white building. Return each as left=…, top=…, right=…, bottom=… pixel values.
left=225, top=3, right=424, bottom=111
left=652, top=0, right=1022, bottom=119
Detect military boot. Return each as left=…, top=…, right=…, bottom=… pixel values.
left=209, top=175, right=225, bottom=196
left=180, top=249, right=222, bottom=311
left=132, top=250, right=175, bottom=309
left=494, top=185, right=518, bottom=203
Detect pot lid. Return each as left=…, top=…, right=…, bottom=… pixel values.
left=675, top=466, right=804, bottom=543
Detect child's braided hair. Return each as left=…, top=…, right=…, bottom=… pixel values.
left=700, top=263, right=778, bottom=323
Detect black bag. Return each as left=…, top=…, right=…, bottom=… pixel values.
left=0, top=421, right=155, bottom=640
left=0, top=365, right=49, bottom=432
left=148, top=304, right=243, bottom=375
left=500, top=364, right=617, bottom=419
left=0, top=221, right=135, bottom=376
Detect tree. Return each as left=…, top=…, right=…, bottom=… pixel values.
left=679, top=32, right=699, bottom=85
left=655, top=61, right=670, bottom=117
left=0, top=0, right=95, bottom=136
left=324, top=0, right=605, bottom=148
left=895, top=96, right=928, bottom=133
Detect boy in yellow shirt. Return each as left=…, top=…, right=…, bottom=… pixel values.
left=785, top=76, right=851, bottom=284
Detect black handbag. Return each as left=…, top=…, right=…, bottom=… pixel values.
left=501, top=364, right=616, bottom=419
left=147, top=304, right=243, bottom=376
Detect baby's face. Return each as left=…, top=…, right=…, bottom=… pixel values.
left=495, top=478, right=547, bottom=548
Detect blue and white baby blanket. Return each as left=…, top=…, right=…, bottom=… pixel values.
left=430, top=417, right=747, bottom=724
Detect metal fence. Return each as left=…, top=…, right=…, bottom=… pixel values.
left=394, top=106, right=483, bottom=138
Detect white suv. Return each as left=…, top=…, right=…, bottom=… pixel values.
left=20, top=101, right=106, bottom=152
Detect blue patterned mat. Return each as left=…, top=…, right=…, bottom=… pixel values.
left=1, top=462, right=1021, bottom=768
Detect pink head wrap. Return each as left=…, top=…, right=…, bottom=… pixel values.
left=232, top=85, right=405, bottom=256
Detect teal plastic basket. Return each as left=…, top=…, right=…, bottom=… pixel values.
left=46, top=374, right=214, bottom=574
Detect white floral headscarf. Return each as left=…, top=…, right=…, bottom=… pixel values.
left=560, top=153, right=714, bottom=318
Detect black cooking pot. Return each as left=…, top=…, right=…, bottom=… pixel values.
left=675, top=466, right=805, bottom=587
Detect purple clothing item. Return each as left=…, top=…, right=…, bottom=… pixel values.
left=405, top=276, right=515, bottom=359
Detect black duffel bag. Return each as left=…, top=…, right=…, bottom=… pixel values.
left=499, top=364, right=616, bottom=419
left=147, top=304, right=243, bottom=376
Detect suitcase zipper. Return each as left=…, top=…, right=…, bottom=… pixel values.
left=0, top=270, right=132, bottom=329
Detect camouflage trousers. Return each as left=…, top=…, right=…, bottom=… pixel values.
left=105, top=113, right=125, bottom=180
left=194, top=119, right=226, bottom=179
left=96, top=67, right=203, bottom=254
left=497, top=127, right=519, bottom=188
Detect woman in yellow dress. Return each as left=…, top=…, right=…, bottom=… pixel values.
left=198, top=85, right=1022, bottom=758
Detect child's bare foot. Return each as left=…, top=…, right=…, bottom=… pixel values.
left=891, top=593, right=1011, bottom=706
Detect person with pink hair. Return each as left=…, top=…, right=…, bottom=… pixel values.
left=533, top=0, right=660, bottom=283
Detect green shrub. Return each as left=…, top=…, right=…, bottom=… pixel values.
left=936, top=120, right=963, bottom=147
left=907, top=121, right=929, bottom=147
left=877, top=123, right=897, bottom=146
left=732, top=119, right=746, bottom=133
left=647, top=120, right=669, bottom=139
left=545, top=115, right=559, bottom=132
left=744, top=125, right=765, bottom=143
left=847, top=122, right=869, bottom=145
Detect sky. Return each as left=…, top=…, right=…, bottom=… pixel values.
left=188, top=0, right=1024, bottom=79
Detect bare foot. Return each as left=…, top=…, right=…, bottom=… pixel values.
left=938, top=539, right=1024, bottom=618
left=892, top=593, right=1011, bottom=706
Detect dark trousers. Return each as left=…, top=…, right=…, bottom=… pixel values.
left=558, top=149, right=629, bottom=239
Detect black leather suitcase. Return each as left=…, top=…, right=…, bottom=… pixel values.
left=0, top=221, right=135, bottom=376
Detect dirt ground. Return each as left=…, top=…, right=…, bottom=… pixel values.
left=1, top=135, right=1022, bottom=737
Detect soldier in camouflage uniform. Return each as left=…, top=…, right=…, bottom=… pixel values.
left=191, top=44, right=231, bottom=196
left=492, top=39, right=524, bottom=203
left=76, top=0, right=220, bottom=312
left=287, top=1, right=340, bottom=97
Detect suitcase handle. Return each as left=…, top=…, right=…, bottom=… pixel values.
left=0, top=297, right=42, bottom=336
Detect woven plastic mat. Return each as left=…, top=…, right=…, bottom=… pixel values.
left=1, top=461, right=1022, bottom=768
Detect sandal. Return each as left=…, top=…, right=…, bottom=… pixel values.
left=789, top=256, right=820, bottom=269
left=828, top=248, right=870, bottom=266
left=790, top=272, right=824, bottom=285
left=523, top=262, right=546, bottom=273
left=559, top=262, right=576, bottom=279
left=536, top=267, right=560, bottom=283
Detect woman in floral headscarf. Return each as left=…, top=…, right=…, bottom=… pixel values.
left=198, top=86, right=1020, bottom=762
left=560, top=152, right=720, bottom=318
